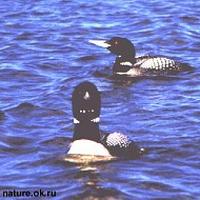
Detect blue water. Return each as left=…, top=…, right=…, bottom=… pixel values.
left=0, top=0, right=200, bottom=199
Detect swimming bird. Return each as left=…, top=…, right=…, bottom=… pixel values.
left=67, top=81, right=144, bottom=158
left=89, top=37, right=192, bottom=77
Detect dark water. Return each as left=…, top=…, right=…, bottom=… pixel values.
left=0, top=0, right=200, bottom=199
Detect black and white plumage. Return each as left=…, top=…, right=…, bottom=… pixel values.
left=67, top=81, right=144, bottom=158
left=135, top=57, right=180, bottom=71
left=101, top=132, right=143, bottom=158
left=89, top=37, right=192, bottom=77
left=104, top=132, right=131, bottom=148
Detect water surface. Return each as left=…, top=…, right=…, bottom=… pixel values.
left=0, top=0, right=200, bottom=199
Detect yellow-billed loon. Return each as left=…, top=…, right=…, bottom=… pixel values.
left=89, top=37, right=192, bottom=77
left=67, top=81, right=145, bottom=158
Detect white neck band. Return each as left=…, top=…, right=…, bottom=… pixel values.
left=73, top=117, right=100, bottom=124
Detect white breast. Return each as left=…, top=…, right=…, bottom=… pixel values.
left=116, top=68, right=142, bottom=77
left=67, top=139, right=111, bottom=156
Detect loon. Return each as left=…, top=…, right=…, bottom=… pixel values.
left=89, top=37, right=192, bottom=77
left=67, top=81, right=144, bottom=158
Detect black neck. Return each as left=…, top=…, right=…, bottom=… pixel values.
left=118, top=55, right=135, bottom=62
left=113, top=56, right=136, bottom=74
left=73, top=121, right=100, bottom=142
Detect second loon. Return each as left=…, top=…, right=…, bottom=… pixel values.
left=67, top=81, right=145, bottom=159
left=89, top=37, right=192, bottom=77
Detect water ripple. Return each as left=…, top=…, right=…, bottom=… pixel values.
left=0, top=0, right=200, bottom=199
